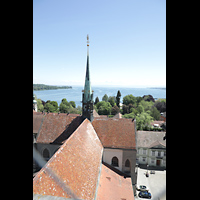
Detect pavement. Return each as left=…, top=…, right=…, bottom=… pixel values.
left=135, top=167, right=166, bottom=200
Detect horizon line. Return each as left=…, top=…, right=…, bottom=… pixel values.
left=33, top=83, right=166, bottom=89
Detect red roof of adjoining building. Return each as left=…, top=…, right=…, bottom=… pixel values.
left=33, top=118, right=103, bottom=199
left=92, top=118, right=136, bottom=149
left=33, top=112, right=44, bottom=133
left=97, top=164, right=134, bottom=200
left=112, top=112, right=122, bottom=119
left=36, top=113, right=82, bottom=144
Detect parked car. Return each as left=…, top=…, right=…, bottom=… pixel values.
left=138, top=191, right=151, bottom=199
left=139, top=185, right=147, bottom=191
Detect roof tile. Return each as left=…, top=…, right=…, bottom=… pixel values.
left=92, top=118, right=136, bottom=149
left=33, top=112, right=44, bottom=133
left=36, top=113, right=81, bottom=144
left=97, top=164, right=134, bottom=200
left=33, top=118, right=103, bottom=199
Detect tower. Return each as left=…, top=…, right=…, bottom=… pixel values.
left=82, top=34, right=94, bottom=122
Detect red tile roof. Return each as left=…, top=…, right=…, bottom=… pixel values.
left=97, top=164, right=134, bottom=200
left=36, top=113, right=82, bottom=144
left=92, top=118, right=136, bottom=149
left=33, top=118, right=103, bottom=199
left=112, top=112, right=122, bottom=119
left=35, top=112, right=136, bottom=150
left=33, top=112, right=44, bottom=133
left=93, top=109, right=100, bottom=117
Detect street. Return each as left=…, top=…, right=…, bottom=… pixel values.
left=135, top=167, right=166, bottom=200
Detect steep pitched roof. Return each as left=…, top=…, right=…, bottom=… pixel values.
left=33, top=118, right=103, bottom=199
left=36, top=113, right=82, bottom=144
left=148, top=140, right=166, bottom=148
left=112, top=112, right=122, bottom=119
left=97, top=164, right=134, bottom=200
left=137, top=131, right=166, bottom=148
left=33, top=112, right=44, bottom=134
left=92, top=118, right=136, bottom=149
left=93, top=109, right=100, bottom=117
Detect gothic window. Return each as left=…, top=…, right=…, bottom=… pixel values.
left=125, top=159, right=130, bottom=167
left=111, top=156, right=119, bottom=167
left=43, top=148, right=50, bottom=159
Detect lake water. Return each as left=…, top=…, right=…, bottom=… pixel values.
left=34, top=86, right=166, bottom=107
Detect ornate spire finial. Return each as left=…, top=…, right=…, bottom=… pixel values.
left=87, top=34, right=89, bottom=46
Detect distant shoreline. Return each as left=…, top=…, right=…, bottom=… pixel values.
left=148, top=87, right=166, bottom=90
left=33, top=84, right=72, bottom=91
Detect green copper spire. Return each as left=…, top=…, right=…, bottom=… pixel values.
left=83, top=34, right=93, bottom=103
left=82, top=34, right=94, bottom=122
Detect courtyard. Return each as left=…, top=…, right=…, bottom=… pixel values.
left=135, top=167, right=166, bottom=200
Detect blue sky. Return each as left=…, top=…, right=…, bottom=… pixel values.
left=33, top=0, right=166, bottom=87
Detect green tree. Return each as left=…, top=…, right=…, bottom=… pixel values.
left=116, top=90, right=121, bottom=108
left=111, top=105, right=120, bottom=115
left=68, top=106, right=81, bottom=114
left=135, top=96, right=143, bottom=106
left=102, top=94, right=108, bottom=102
left=122, top=104, right=129, bottom=114
left=59, top=103, right=69, bottom=113
left=59, top=98, right=72, bottom=113
left=94, top=97, right=99, bottom=105
left=150, top=106, right=161, bottom=120
left=69, top=101, right=76, bottom=108
left=139, top=100, right=154, bottom=112
left=76, top=106, right=82, bottom=114
left=123, top=112, right=136, bottom=119
left=123, top=94, right=137, bottom=106
left=44, top=102, right=55, bottom=113
left=143, top=95, right=155, bottom=102
left=137, top=105, right=144, bottom=114
left=44, top=100, right=58, bottom=113
left=50, top=101, right=58, bottom=111
left=154, top=99, right=166, bottom=112
left=122, top=103, right=135, bottom=114
left=130, top=107, right=138, bottom=116
left=108, top=96, right=116, bottom=107
left=136, top=112, right=153, bottom=130
left=37, top=99, right=44, bottom=112
left=96, top=101, right=112, bottom=115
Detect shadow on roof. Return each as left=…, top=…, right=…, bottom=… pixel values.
left=51, top=116, right=84, bottom=144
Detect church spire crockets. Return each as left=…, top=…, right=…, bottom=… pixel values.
left=82, top=34, right=94, bottom=122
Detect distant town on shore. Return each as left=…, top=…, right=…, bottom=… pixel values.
left=33, top=84, right=72, bottom=91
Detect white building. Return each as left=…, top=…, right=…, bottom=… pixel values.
left=136, top=131, right=166, bottom=168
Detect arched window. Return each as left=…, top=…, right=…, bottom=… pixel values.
left=43, top=148, right=50, bottom=159
left=111, top=156, right=119, bottom=167
left=125, top=159, right=131, bottom=173
left=125, top=159, right=130, bottom=167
